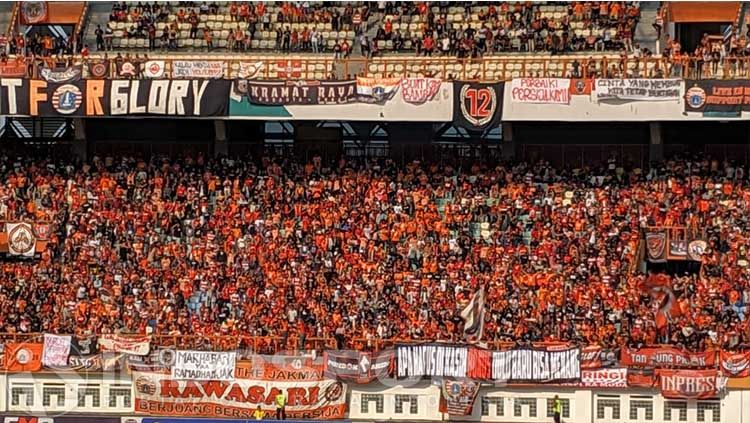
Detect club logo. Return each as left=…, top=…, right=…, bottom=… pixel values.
left=460, top=85, right=497, bottom=127
left=52, top=84, right=82, bottom=115
left=685, top=86, right=706, bottom=109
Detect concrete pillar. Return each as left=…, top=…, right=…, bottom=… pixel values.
left=214, top=120, right=228, bottom=157
left=501, top=122, right=516, bottom=161
left=72, top=118, right=87, bottom=162
left=649, top=122, right=663, bottom=163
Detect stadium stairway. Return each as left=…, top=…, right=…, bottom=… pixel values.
left=635, top=1, right=659, bottom=53
left=83, top=1, right=114, bottom=50
left=0, top=2, right=15, bottom=35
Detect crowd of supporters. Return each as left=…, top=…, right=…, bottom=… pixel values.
left=1, top=153, right=750, bottom=353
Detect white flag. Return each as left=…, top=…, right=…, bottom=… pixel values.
left=43, top=334, right=72, bottom=367
left=460, top=288, right=485, bottom=343
left=7, top=222, right=36, bottom=257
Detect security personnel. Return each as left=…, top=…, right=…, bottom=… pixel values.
left=275, top=391, right=287, bottom=420
left=253, top=405, right=264, bottom=420
left=553, top=395, right=562, bottom=423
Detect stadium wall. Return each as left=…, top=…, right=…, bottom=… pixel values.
left=0, top=373, right=745, bottom=423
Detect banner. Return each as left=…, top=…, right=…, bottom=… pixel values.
left=510, top=78, right=571, bottom=104
left=172, top=350, right=236, bottom=381
left=578, top=368, right=628, bottom=388
left=66, top=354, right=104, bottom=371
left=20, top=1, right=48, bottom=24
left=720, top=351, right=750, bottom=377
left=238, top=61, right=263, bottom=79
left=396, top=344, right=468, bottom=378
left=668, top=240, right=688, bottom=260
left=657, top=369, right=725, bottom=399
left=132, top=371, right=347, bottom=419
left=685, top=79, right=750, bottom=116
left=323, top=350, right=393, bottom=383
left=98, top=334, right=150, bottom=356
left=143, top=60, right=166, bottom=78
left=5, top=342, right=43, bottom=372
left=172, top=61, right=225, bottom=79
left=42, top=334, right=71, bottom=368
left=400, top=78, right=442, bottom=104
left=356, top=76, right=401, bottom=103
left=621, top=347, right=716, bottom=368
left=240, top=80, right=357, bottom=105
left=460, top=288, right=485, bottom=343
left=7, top=222, right=35, bottom=257
left=569, top=78, right=593, bottom=95
left=595, top=79, right=681, bottom=102
left=276, top=60, right=302, bottom=79
left=0, top=59, right=27, bottom=77
left=628, top=368, right=657, bottom=387
left=440, top=379, right=480, bottom=415
left=1, top=418, right=120, bottom=423
left=127, top=348, right=175, bottom=373
left=688, top=240, right=708, bottom=261
left=117, top=60, right=138, bottom=78
left=86, top=60, right=110, bottom=78
left=70, top=334, right=98, bottom=356
left=236, top=354, right=322, bottom=381
left=453, top=82, right=503, bottom=131
left=491, top=347, right=581, bottom=382
left=39, top=65, right=82, bottom=83
left=646, top=231, right=667, bottom=262
left=581, top=345, right=618, bottom=369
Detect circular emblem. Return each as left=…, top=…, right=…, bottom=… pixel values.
left=91, top=62, right=108, bottom=78
left=15, top=347, right=31, bottom=364
left=686, top=86, right=706, bottom=109
left=52, top=84, right=82, bottom=115
left=158, top=349, right=175, bottom=367
left=22, top=1, right=47, bottom=24
left=135, top=376, right=157, bottom=395
left=148, top=62, right=162, bottom=76
left=323, top=381, right=344, bottom=401
left=575, top=80, right=586, bottom=93
left=9, top=224, right=34, bottom=254
left=291, top=358, right=302, bottom=370
left=460, top=85, right=497, bottom=127
left=687, top=240, right=708, bottom=261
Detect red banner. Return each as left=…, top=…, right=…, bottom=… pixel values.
left=0, top=59, right=27, bottom=77
left=581, top=345, right=618, bottom=369
left=720, top=351, right=750, bottom=377
left=569, top=78, right=593, bottom=95
left=627, top=368, right=657, bottom=388
left=621, top=347, right=716, bottom=368
left=467, top=348, right=492, bottom=379
left=657, top=369, right=725, bottom=399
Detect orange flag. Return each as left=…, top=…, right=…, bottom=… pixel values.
left=5, top=343, right=44, bottom=372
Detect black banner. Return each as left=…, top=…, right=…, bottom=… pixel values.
left=685, top=79, right=750, bottom=116
left=453, top=82, right=503, bottom=131
left=396, top=344, right=469, bottom=378
left=0, top=78, right=231, bottom=117
left=86, top=60, right=110, bottom=79
left=491, top=347, right=581, bottom=382
left=237, top=80, right=357, bottom=105
left=323, top=349, right=393, bottom=383
left=1, top=417, right=121, bottom=423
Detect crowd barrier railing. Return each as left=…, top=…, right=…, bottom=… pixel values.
left=9, top=54, right=750, bottom=80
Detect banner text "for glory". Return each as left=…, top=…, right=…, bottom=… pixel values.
left=0, top=79, right=212, bottom=116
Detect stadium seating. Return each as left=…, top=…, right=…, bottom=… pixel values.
left=0, top=155, right=746, bottom=352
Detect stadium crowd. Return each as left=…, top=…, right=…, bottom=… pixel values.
left=1, top=154, right=749, bottom=353
left=102, top=1, right=640, bottom=55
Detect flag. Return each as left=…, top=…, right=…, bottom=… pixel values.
left=7, top=222, right=36, bottom=257
left=356, top=77, right=401, bottom=103
left=276, top=60, right=302, bottom=79
left=460, top=288, right=485, bottom=343
left=5, top=343, right=44, bottom=371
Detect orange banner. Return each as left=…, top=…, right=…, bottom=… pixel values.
left=5, top=342, right=44, bottom=372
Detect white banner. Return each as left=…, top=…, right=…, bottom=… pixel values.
left=595, top=79, right=682, bottom=102
left=143, top=60, right=166, bottom=78
left=400, top=78, right=442, bottom=104
left=492, top=348, right=581, bottom=381
left=98, top=334, right=151, bottom=356
left=356, top=76, right=401, bottom=103
left=561, top=368, right=628, bottom=388
left=172, top=61, right=225, bottom=79
left=132, top=371, right=347, bottom=419
left=42, top=334, right=71, bottom=367
left=172, top=350, right=236, bottom=381
left=238, top=61, right=264, bottom=79
left=510, top=78, right=571, bottom=104
left=396, top=344, right=468, bottom=378
left=6, top=222, right=35, bottom=257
